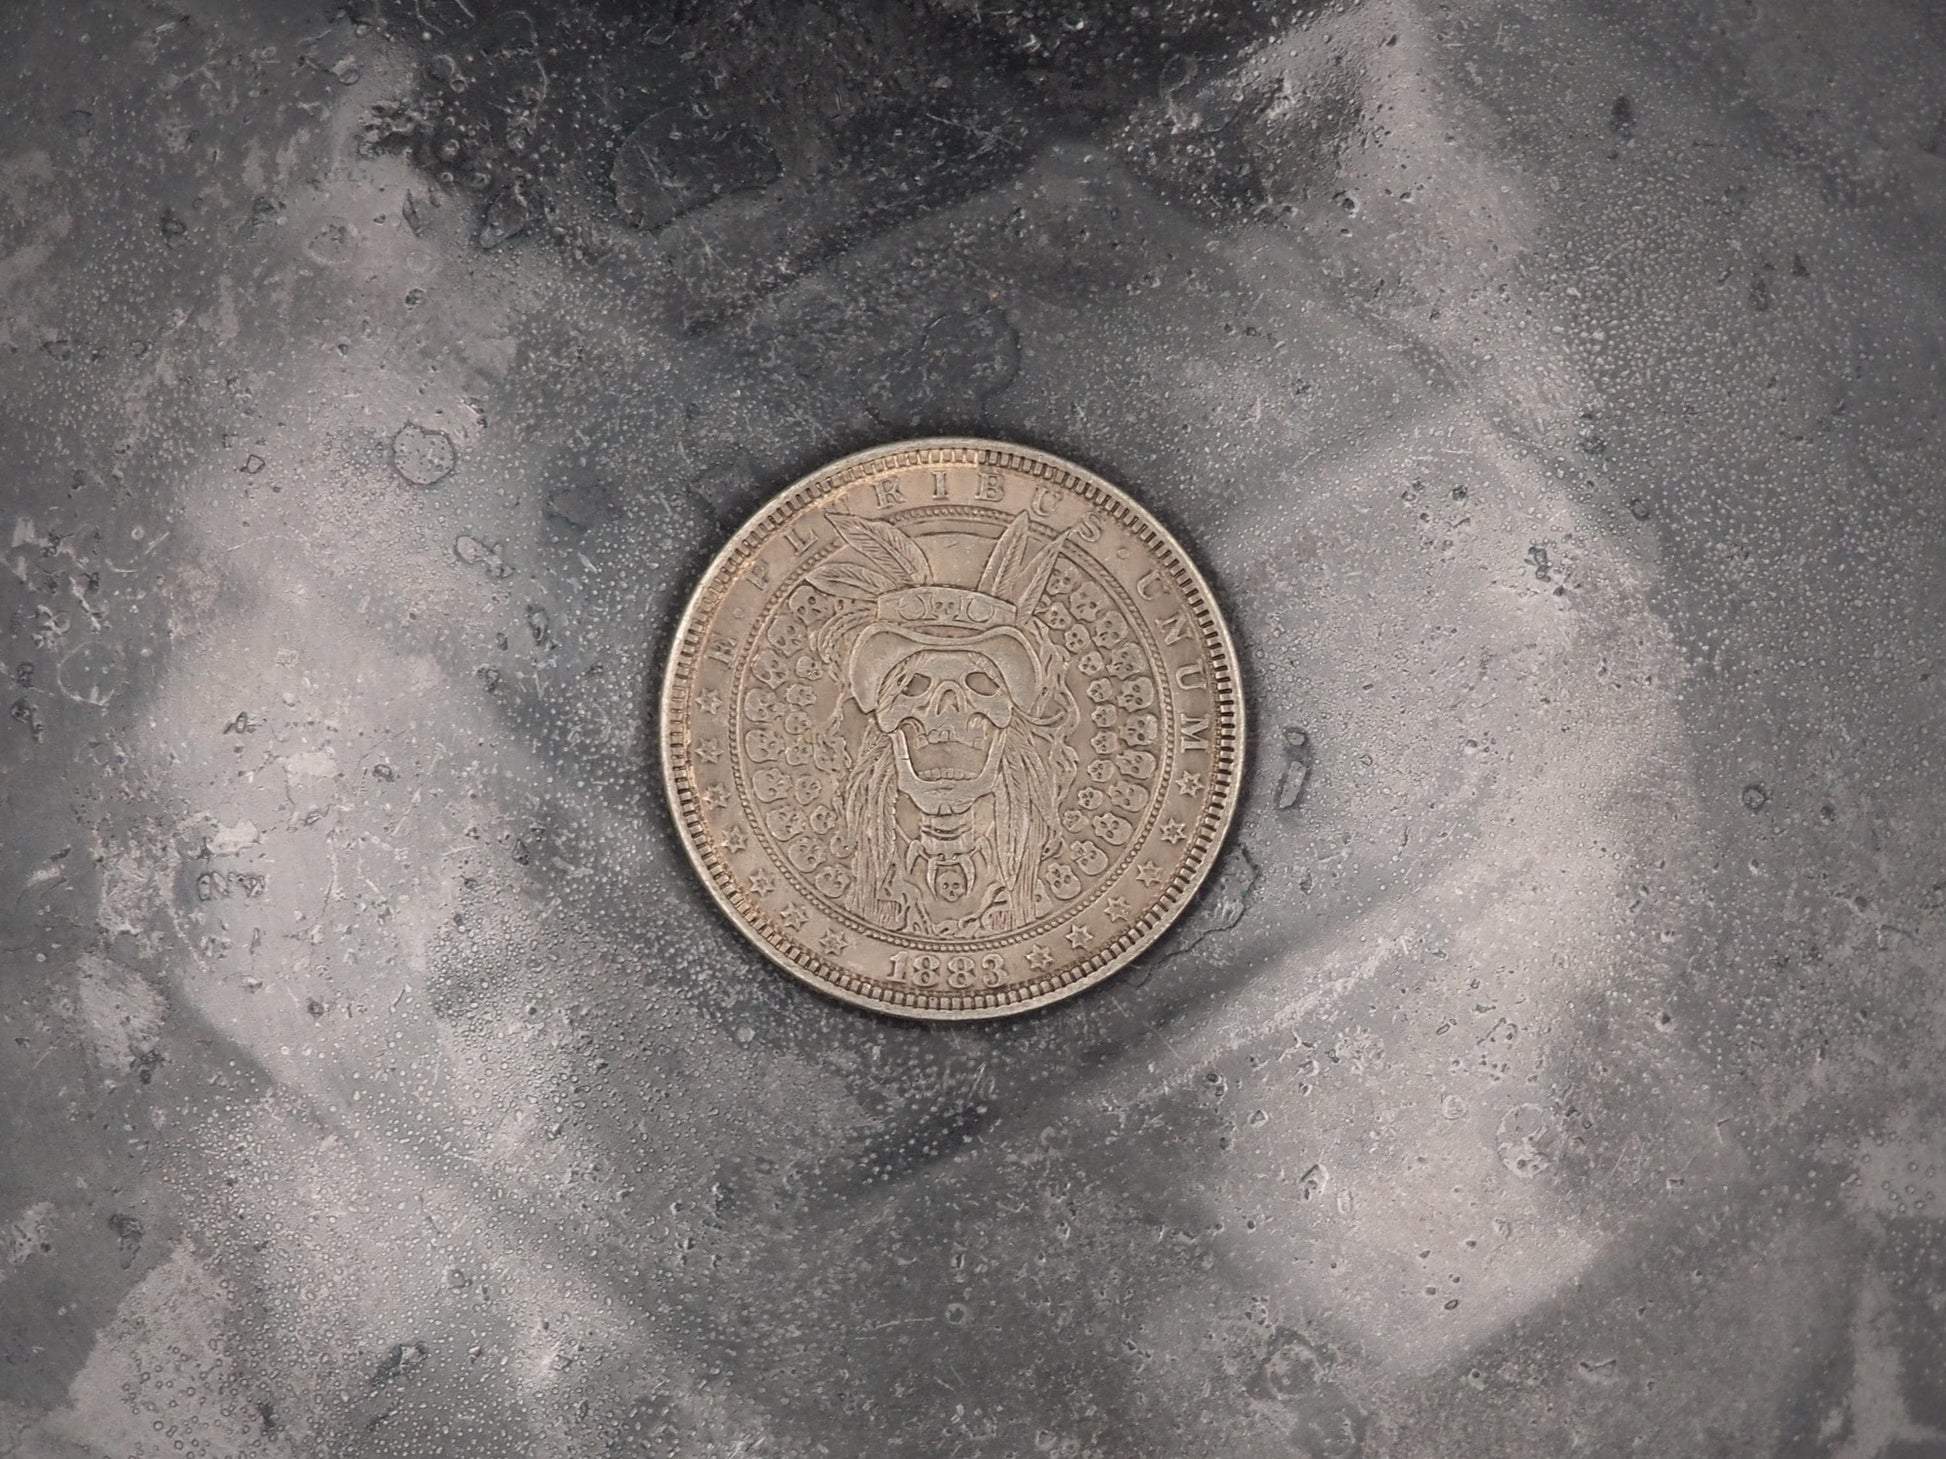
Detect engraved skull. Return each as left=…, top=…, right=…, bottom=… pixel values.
left=875, top=648, right=1015, bottom=806
left=816, top=509, right=1081, bottom=934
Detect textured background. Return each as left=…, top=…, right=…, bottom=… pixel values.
left=2, top=1, right=1945, bottom=1455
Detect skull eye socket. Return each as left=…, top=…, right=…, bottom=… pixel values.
left=965, top=669, right=1000, bottom=696
left=899, top=672, right=932, bottom=696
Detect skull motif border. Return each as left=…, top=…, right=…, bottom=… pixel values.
left=661, top=439, right=1244, bottom=1019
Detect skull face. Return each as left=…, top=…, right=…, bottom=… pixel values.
left=933, top=860, right=970, bottom=903
left=877, top=649, right=1016, bottom=811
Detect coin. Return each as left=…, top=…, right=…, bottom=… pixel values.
left=661, top=438, right=1244, bottom=1019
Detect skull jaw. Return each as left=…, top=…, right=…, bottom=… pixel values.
left=892, top=726, right=1003, bottom=814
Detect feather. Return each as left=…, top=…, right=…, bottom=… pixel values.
left=829, top=513, right=931, bottom=586
left=978, top=512, right=1034, bottom=596
left=1007, top=529, right=1072, bottom=618
left=997, top=744, right=1033, bottom=879
left=806, top=560, right=892, bottom=599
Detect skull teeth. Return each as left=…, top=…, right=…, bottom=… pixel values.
left=894, top=724, right=998, bottom=789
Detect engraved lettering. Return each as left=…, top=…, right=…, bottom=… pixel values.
left=782, top=522, right=817, bottom=555
left=887, top=951, right=1008, bottom=988
left=1181, top=714, right=1211, bottom=752
left=975, top=468, right=1005, bottom=502
left=1173, top=663, right=1207, bottom=692
left=888, top=950, right=942, bottom=987
left=1156, top=609, right=1193, bottom=646
left=747, top=558, right=772, bottom=591
left=932, top=469, right=950, bottom=500
left=1074, top=513, right=1104, bottom=544
left=873, top=479, right=905, bottom=508
left=704, top=635, right=738, bottom=667
left=1137, top=569, right=1168, bottom=600
left=1030, top=483, right=1058, bottom=518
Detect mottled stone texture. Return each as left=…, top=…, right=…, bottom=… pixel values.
left=1, top=1, right=1943, bottom=1455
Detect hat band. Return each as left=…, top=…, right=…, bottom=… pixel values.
left=874, top=587, right=1018, bottom=630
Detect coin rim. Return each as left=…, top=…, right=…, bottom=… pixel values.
left=660, top=436, right=1246, bottom=1021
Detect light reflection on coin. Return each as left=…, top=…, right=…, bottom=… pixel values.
left=661, top=439, right=1244, bottom=1019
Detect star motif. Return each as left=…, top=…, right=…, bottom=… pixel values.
left=1133, top=859, right=1164, bottom=888
left=818, top=927, right=853, bottom=955
left=1065, top=924, right=1093, bottom=950
left=695, top=689, right=723, bottom=716
left=1103, top=895, right=1130, bottom=921
left=1025, top=944, right=1054, bottom=972
left=748, top=867, right=777, bottom=896
left=775, top=902, right=809, bottom=932
left=700, top=783, right=730, bottom=811
left=724, top=823, right=749, bottom=855
left=1174, top=768, right=1206, bottom=798
left=693, top=737, right=723, bottom=765
left=1159, top=818, right=1188, bottom=846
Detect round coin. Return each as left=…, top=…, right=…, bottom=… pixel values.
left=661, top=439, right=1244, bottom=1019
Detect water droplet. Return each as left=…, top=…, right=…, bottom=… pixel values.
left=305, top=217, right=357, bottom=266
left=391, top=424, right=456, bottom=486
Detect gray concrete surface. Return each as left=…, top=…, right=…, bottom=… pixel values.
left=2, top=1, right=1945, bottom=1455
